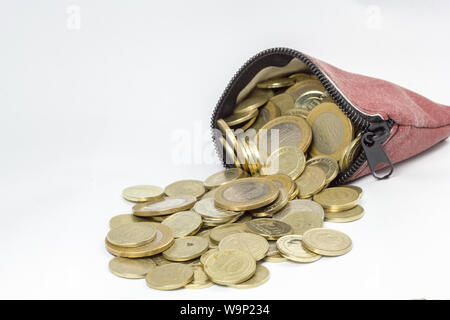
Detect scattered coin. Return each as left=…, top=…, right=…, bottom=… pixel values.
left=164, top=180, right=206, bottom=199
left=295, top=165, right=326, bottom=198
left=133, top=195, right=196, bottom=217
left=228, top=265, right=270, bottom=289
left=185, top=265, right=214, bottom=289
left=109, top=257, right=156, bottom=279
left=109, top=214, right=148, bottom=229
left=122, top=185, right=164, bottom=203
left=204, top=168, right=247, bottom=189
left=219, top=232, right=269, bottom=261
left=209, top=223, right=248, bottom=244
left=200, top=248, right=219, bottom=265
left=273, top=199, right=325, bottom=220
left=161, top=211, right=203, bottom=238
left=302, top=228, right=352, bottom=257
left=245, top=218, right=292, bottom=240
left=247, top=189, right=289, bottom=218
left=162, top=236, right=209, bottom=262
left=313, top=187, right=360, bottom=212
left=106, top=222, right=157, bottom=248
left=224, top=108, right=259, bottom=127
left=146, top=263, right=194, bottom=290
left=270, top=93, right=295, bottom=115
left=274, top=210, right=323, bottom=235
left=306, top=156, right=339, bottom=185
left=325, top=205, right=364, bottom=223
left=276, top=235, right=321, bottom=263
left=251, top=101, right=281, bottom=131
left=234, top=95, right=268, bottom=115
left=261, top=146, right=306, bottom=180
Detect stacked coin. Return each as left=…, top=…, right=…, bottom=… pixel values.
left=106, top=169, right=364, bottom=291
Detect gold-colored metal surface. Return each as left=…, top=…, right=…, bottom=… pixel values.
left=228, top=265, right=270, bottom=289
left=273, top=208, right=323, bottom=236
left=185, top=265, right=214, bottom=289
left=204, top=168, right=247, bottom=189
left=245, top=218, right=292, bottom=240
left=273, top=199, right=325, bottom=221
left=162, top=236, right=209, bottom=262
left=306, top=156, right=339, bottom=185
left=109, top=214, right=148, bottom=229
left=122, top=185, right=164, bottom=203
left=234, top=95, right=268, bottom=114
left=248, top=189, right=289, bottom=218
left=276, top=235, right=321, bottom=263
left=295, top=166, right=326, bottom=199
left=109, top=257, right=156, bottom=279
left=224, top=108, right=259, bottom=127
left=133, top=195, right=196, bottom=217
left=218, top=232, right=269, bottom=261
left=257, top=77, right=295, bottom=89
left=302, top=228, right=352, bottom=257
left=145, top=263, right=194, bottom=290
left=251, top=101, right=281, bottom=131
left=106, top=222, right=157, bottom=248
left=164, top=180, right=206, bottom=199
left=261, top=146, right=306, bottom=180
left=161, top=211, right=203, bottom=238
left=325, top=205, right=364, bottom=223
left=270, top=93, right=295, bottom=115
left=313, top=187, right=360, bottom=212
left=209, top=223, right=248, bottom=244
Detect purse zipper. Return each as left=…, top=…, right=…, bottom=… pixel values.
left=211, top=47, right=394, bottom=184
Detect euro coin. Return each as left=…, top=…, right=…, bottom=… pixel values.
left=204, top=168, right=247, bottom=189
left=295, top=165, right=326, bottom=198
left=276, top=235, right=321, bottom=263
left=185, top=265, right=214, bottom=289
left=109, top=257, right=156, bottom=279
left=146, top=263, right=194, bottom=290
left=122, top=185, right=164, bottom=203
left=257, top=77, right=295, bottom=89
left=105, top=223, right=174, bottom=258
left=219, top=232, right=269, bottom=261
left=214, top=177, right=279, bottom=211
left=257, top=116, right=312, bottom=157
left=132, top=195, right=196, bottom=217
left=228, top=265, right=270, bottom=289
left=161, top=211, right=203, bottom=238
left=162, top=236, right=209, bottom=262
left=273, top=199, right=325, bottom=221
left=251, top=101, right=281, bottom=131
left=164, top=180, right=206, bottom=199
left=261, top=146, right=306, bottom=180
left=270, top=93, right=295, bottom=115
left=307, top=102, right=354, bottom=161
left=325, top=205, right=364, bottom=223
left=313, top=187, right=360, bottom=212
left=203, top=249, right=256, bottom=285
left=233, top=95, right=268, bottom=115
left=224, top=108, right=259, bottom=127
left=106, top=222, right=157, bottom=248
left=306, top=156, right=339, bottom=185
left=302, top=228, right=352, bottom=257
left=109, top=214, right=148, bottom=229
left=245, top=218, right=292, bottom=240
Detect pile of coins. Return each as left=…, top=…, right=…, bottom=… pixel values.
left=106, top=171, right=364, bottom=290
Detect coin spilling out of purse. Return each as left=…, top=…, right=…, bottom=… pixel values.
left=105, top=73, right=365, bottom=290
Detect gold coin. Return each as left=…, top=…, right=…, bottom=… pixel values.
left=257, top=77, right=295, bottom=89
left=285, top=79, right=325, bottom=101
left=209, top=223, right=248, bottom=244
left=228, top=265, right=270, bottom=289
left=344, top=185, right=363, bottom=198
left=313, top=187, right=360, bottom=212
left=224, top=108, right=259, bottom=127
left=200, top=248, right=219, bottom=265
left=164, top=180, right=206, bottom=199
left=161, top=211, right=203, bottom=238
left=122, top=185, right=164, bottom=203
left=288, top=73, right=316, bottom=82
left=201, top=188, right=218, bottom=200
left=284, top=108, right=309, bottom=119
left=306, top=156, right=339, bottom=185
left=194, top=198, right=242, bottom=220
left=145, top=263, right=194, bottom=290
left=185, top=265, right=214, bottom=289
left=109, top=214, right=148, bottom=229
left=106, top=222, right=157, bottom=248
left=236, top=134, right=258, bottom=176
left=214, top=177, right=279, bottom=211
left=266, top=240, right=279, bottom=257
left=150, top=215, right=170, bottom=222
left=289, top=187, right=299, bottom=200
left=203, top=249, right=256, bottom=285
left=273, top=206, right=323, bottom=235
left=302, top=228, right=352, bottom=257
left=204, top=168, right=247, bottom=189
left=133, top=195, right=196, bottom=217
left=325, top=205, right=364, bottom=223
left=234, top=95, right=268, bottom=114
left=339, top=135, right=362, bottom=171
left=245, top=218, right=292, bottom=240
left=257, top=115, right=312, bottom=157
left=295, top=90, right=327, bottom=111
left=264, top=254, right=288, bottom=262
left=247, top=189, right=289, bottom=217
left=219, top=136, right=241, bottom=168
left=307, top=102, right=354, bottom=160
left=108, top=257, right=156, bottom=279
left=105, top=223, right=174, bottom=258
left=270, top=93, right=295, bottom=115
left=217, top=119, right=248, bottom=170
left=251, top=101, right=281, bottom=131
left=263, top=174, right=295, bottom=194
left=249, top=87, right=275, bottom=99
left=196, top=229, right=217, bottom=249
left=274, top=199, right=325, bottom=220
left=261, top=146, right=306, bottom=180
left=239, top=114, right=258, bottom=131
left=162, top=236, right=209, bottom=262
left=151, top=254, right=172, bottom=266
left=276, top=235, right=321, bottom=263
left=295, top=165, right=326, bottom=198
left=219, top=232, right=269, bottom=261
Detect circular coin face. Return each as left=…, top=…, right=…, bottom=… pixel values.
left=105, top=223, right=174, bottom=258
left=251, top=101, right=281, bottom=131
left=245, top=218, right=292, bottom=240
left=339, top=135, right=362, bottom=171
left=204, top=168, right=247, bottom=189
left=161, top=211, right=203, bottom=238
left=219, top=232, right=269, bottom=261
left=285, top=79, right=325, bottom=101
left=261, top=146, right=306, bottom=180
left=274, top=199, right=325, bottom=220
left=109, top=214, right=148, bottom=229
left=162, top=236, right=209, bottom=262
left=164, top=180, right=206, bottom=199
left=146, top=263, right=194, bottom=290
left=228, top=265, right=270, bottom=289
left=224, top=108, right=259, bottom=127
left=276, top=235, right=321, bottom=263
left=132, top=195, right=197, bottom=217
left=295, top=166, right=327, bottom=198
left=324, top=205, right=364, bottom=223
left=203, top=249, right=256, bottom=285
left=274, top=209, right=323, bottom=235
left=247, top=189, right=289, bottom=217
left=257, top=77, right=295, bottom=89
left=109, top=257, right=156, bottom=279
left=270, top=93, right=295, bottom=115
left=302, top=228, right=352, bottom=256
left=344, top=185, right=363, bottom=198
left=234, top=95, right=268, bottom=114
left=257, top=116, right=312, bottom=157
left=214, top=177, right=279, bottom=211
left=193, top=198, right=242, bottom=219
left=185, top=265, right=213, bottom=289
left=200, top=248, right=219, bottom=265
left=209, top=223, right=248, bottom=243
left=106, top=222, right=157, bottom=248
left=307, top=102, right=354, bottom=160
left=306, top=156, right=339, bottom=185
left=122, top=185, right=164, bottom=202
left=313, top=187, right=359, bottom=212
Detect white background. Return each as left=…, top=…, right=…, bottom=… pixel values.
left=0, top=0, right=449, bottom=299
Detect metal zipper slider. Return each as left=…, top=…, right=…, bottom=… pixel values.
left=361, top=121, right=394, bottom=179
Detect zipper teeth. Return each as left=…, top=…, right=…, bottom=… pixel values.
left=211, top=47, right=374, bottom=184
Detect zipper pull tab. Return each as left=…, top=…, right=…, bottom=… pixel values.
left=361, top=121, right=394, bottom=180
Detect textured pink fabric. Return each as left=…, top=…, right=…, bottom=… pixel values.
left=306, top=55, right=450, bottom=180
